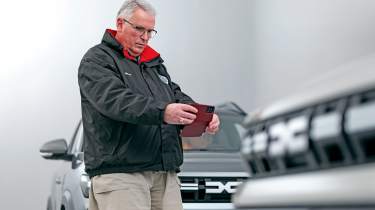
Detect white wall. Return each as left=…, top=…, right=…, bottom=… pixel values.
left=152, top=1, right=255, bottom=107
left=251, top=0, right=375, bottom=108
left=0, top=1, right=253, bottom=209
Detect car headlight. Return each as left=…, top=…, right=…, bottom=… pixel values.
left=80, top=173, right=91, bottom=198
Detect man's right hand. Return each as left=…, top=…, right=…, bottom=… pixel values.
left=164, top=103, right=198, bottom=125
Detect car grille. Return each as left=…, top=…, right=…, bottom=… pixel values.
left=179, top=176, right=246, bottom=203
left=241, top=86, right=375, bottom=178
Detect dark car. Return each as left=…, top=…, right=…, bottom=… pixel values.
left=233, top=58, right=375, bottom=209
left=40, top=102, right=248, bottom=210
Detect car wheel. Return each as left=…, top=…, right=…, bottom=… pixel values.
left=47, top=196, right=52, bottom=210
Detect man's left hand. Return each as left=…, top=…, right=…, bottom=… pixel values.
left=205, top=114, right=220, bottom=135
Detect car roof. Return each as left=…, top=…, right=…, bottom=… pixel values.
left=215, top=101, right=247, bottom=116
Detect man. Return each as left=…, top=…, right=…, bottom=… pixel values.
left=78, top=0, right=220, bottom=210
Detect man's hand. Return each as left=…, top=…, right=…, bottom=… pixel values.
left=205, top=113, right=220, bottom=135
left=164, top=103, right=198, bottom=124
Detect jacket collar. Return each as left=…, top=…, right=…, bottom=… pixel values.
left=102, top=29, right=160, bottom=64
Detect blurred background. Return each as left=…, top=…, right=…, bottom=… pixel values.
left=1, top=0, right=375, bottom=209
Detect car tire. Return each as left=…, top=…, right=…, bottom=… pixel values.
left=47, top=196, right=52, bottom=210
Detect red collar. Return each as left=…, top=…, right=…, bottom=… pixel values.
left=106, top=29, right=160, bottom=64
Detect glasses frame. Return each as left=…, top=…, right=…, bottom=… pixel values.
left=123, top=19, right=157, bottom=38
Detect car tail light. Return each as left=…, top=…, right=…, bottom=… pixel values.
left=80, top=173, right=91, bottom=198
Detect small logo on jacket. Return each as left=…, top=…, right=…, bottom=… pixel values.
left=124, top=72, right=132, bottom=76
left=158, top=74, right=169, bottom=85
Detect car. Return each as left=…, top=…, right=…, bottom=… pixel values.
left=232, top=56, right=375, bottom=209
left=40, top=102, right=248, bottom=210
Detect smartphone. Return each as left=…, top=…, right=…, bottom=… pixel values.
left=180, top=103, right=215, bottom=137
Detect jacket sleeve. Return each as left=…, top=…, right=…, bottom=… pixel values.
left=78, top=51, right=168, bottom=125
left=170, top=81, right=195, bottom=104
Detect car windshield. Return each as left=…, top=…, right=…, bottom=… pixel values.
left=182, top=114, right=245, bottom=152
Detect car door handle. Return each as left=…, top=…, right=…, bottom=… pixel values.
left=55, top=178, right=62, bottom=184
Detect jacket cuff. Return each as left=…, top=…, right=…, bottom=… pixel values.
left=156, top=101, right=169, bottom=124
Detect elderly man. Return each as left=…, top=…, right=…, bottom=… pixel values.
left=78, top=0, right=220, bottom=210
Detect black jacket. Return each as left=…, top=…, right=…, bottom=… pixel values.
left=78, top=29, right=193, bottom=177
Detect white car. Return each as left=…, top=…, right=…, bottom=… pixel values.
left=233, top=55, right=375, bottom=209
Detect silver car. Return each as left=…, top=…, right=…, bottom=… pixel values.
left=40, top=102, right=248, bottom=210
left=233, top=58, right=375, bottom=209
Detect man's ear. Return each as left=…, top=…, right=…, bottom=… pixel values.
left=116, top=18, right=123, bottom=30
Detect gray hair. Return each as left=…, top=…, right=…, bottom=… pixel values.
left=117, top=0, right=156, bottom=20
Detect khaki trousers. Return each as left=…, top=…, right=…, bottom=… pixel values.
left=89, top=171, right=183, bottom=210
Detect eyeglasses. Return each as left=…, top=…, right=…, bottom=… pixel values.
left=123, top=19, right=157, bottom=38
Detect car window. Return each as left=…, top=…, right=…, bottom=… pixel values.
left=69, top=122, right=83, bottom=154
left=182, top=114, right=245, bottom=152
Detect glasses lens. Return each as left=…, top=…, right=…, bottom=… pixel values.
left=124, top=19, right=157, bottom=38
left=149, top=30, right=157, bottom=38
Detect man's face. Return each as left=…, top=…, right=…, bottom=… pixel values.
left=116, top=8, right=156, bottom=56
